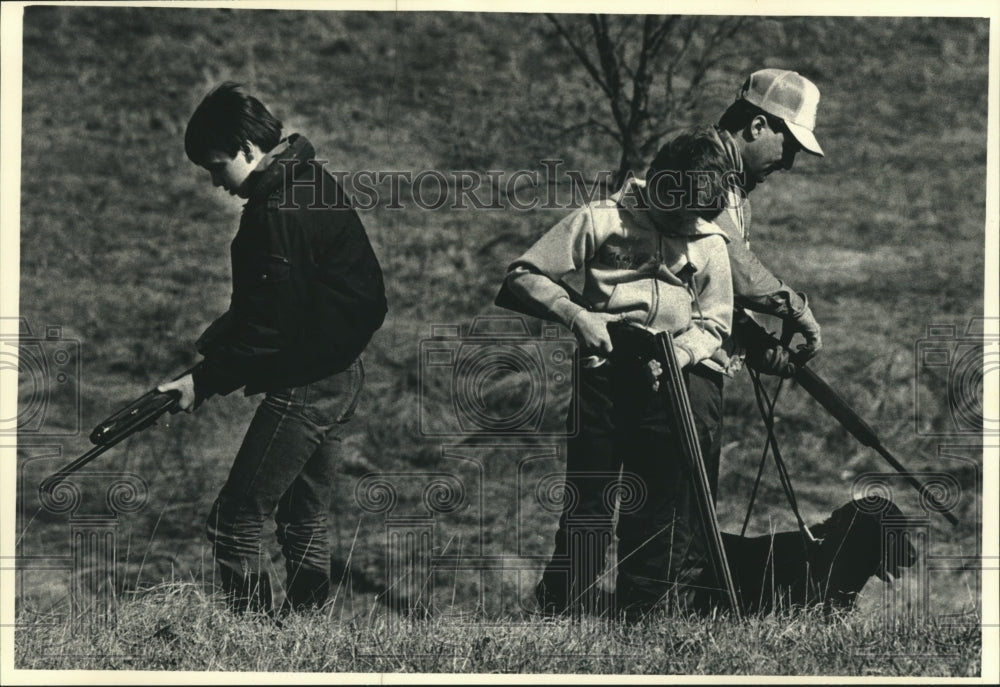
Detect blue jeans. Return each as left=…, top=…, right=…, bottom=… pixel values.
left=207, top=359, right=365, bottom=585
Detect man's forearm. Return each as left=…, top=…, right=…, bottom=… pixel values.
left=728, top=237, right=808, bottom=318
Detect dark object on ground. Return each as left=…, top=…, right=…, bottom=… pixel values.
left=281, top=567, right=331, bottom=615
left=716, top=497, right=918, bottom=614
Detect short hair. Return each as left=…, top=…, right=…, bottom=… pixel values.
left=717, top=99, right=786, bottom=136
left=184, top=82, right=283, bottom=166
left=645, top=128, right=734, bottom=221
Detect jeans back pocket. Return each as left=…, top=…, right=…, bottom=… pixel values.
left=302, top=358, right=365, bottom=427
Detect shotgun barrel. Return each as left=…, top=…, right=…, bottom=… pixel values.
left=496, top=279, right=961, bottom=526
left=609, top=320, right=742, bottom=614
left=40, top=386, right=182, bottom=494
left=737, top=315, right=961, bottom=527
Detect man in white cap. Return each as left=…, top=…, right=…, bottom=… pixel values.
left=689, top=68, right=826, bottom=535
left=705, top=68, right=824, bottom=373
left=722, top=68, right=824, bottom=189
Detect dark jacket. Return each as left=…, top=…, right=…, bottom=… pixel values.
left=193, top=134, right=387, bottom=400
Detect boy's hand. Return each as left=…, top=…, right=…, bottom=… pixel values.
left=645, top=346, right=691, bottom=391
left=646, top=359, right=663, bottom=391
left=157, top=373, right=196, bottom=413
left=570, top=311, right=619, bottom=356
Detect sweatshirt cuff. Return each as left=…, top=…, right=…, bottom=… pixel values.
left=550, top=297, right=586, bottom=330
left=674, top=343, right=695, bottom=369
left=788, top=291, right=810, bottom=319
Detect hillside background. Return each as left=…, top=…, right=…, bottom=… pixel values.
left=8, top=5, right=991, bottom=670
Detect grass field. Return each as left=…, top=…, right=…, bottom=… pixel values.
left=13, top=581, right=982, bottom=675
left=5, top=4, right=994, bottom=679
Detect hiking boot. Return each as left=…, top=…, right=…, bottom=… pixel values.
left=280, top=567, right=331, bottom=616
left=217, top=567, right=275, bottom=619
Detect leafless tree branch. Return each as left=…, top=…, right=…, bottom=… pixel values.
left=549, top=14, right=757, bottom=185
left=545, top=14, right=613, bottom=99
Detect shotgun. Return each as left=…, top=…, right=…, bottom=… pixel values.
left=608, top=319, right=742, bottom=614
left=39, top=369, right=194, bottom=493
left=497, top=280, right=961, bottom=526
left=736, top=315, right=960, bottom=527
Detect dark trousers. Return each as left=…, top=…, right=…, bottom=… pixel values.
left=536, top=359, right=723, bottom=616
left=206, top=359, right=364, bottom=612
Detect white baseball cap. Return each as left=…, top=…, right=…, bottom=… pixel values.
left=739, top=69, right=824, bottom=157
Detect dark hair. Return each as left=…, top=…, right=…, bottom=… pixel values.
left=717, top=99, right=786, bottom=136
left=645, top=128, right=735, bottom=221
left=184, top=82, right=283, bottom=165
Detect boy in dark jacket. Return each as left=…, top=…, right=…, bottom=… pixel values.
left=159, top=83, right=387, bottom=617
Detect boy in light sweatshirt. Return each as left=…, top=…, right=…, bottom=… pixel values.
left=504, top=129, right=734, bottom=620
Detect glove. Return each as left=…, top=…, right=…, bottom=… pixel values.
left=780, top=293, right=822, bottom=363
left=745, top=341, right=798, bottom=378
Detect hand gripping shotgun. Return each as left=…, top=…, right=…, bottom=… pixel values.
left=496, top=279, right=961, bottom=527
left=607, top=319, right=743, bottom=615
left=39, top=368, right=195, bottom=494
